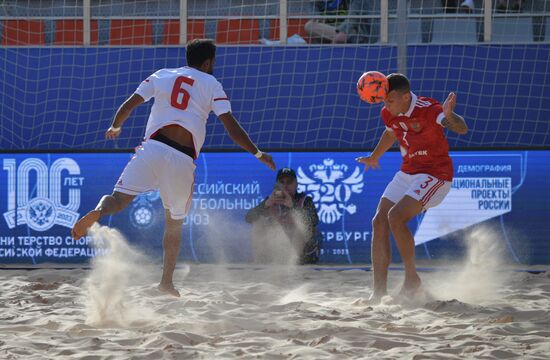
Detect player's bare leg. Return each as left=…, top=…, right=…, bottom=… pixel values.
left=71, top=191, right=135, bottom=239
left=369, top=198, right=395, bottom=303
left=387, top=196, right=424, bottom=298
left=158, top=210, right=183, bottom=297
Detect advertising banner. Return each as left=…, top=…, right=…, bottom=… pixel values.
left=1, top=151, right=548, bottom=264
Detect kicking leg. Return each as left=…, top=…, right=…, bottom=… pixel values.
left=369, top=198, right=395, bottom=303
left=387, top=196, right=423, bottom=297
left=71, top=191, right=135, bottom=239
left=158, top=209, right=183, bottom=297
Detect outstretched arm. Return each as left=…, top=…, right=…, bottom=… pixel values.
left=356, top=129, right=396, bottom=171
left=218, top=112, right=276, bottom=170
left=441, top=92, right=468, bottom=135
left=106, top=93, right=145, bottom=139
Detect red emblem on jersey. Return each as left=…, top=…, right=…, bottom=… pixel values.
left=410, top=120, right=421, bottom=132
left=414, top=189, right=421, bottom=195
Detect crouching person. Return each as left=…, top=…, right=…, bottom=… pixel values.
left=245, top=168, right=322, bottom=265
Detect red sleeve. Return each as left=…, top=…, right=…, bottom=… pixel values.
left=381, top=108, right=393, bottom=131
left=426, top=102, right=445, bottom=127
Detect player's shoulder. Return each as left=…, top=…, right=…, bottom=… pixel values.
left=181, top=66, right=218, bottom=80
left=183, top=67, right=222, bottom=88
left=152, top=67, right=177, bottom=75
left=147, top=67, right=180, bottom=79
left=380, top=107, right=392, bottom=121
left=415, top=96, right=440, bottom=109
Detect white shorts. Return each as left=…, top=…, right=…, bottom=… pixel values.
left=114, top=139, right=195, bottom=220
left=382, top=171, right=451, bottom=210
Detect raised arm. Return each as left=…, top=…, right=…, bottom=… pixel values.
left=217, top=112, right=276, bottom=170
left=441, top=92, right=468, bottom=135
left=355, top=129, right=397, bottom=171
left=105, top=93, right=145, bottom=139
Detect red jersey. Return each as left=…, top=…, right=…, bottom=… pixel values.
left=381, top=93, right=453, bottom=181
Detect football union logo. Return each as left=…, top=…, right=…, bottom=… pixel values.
left=3, top=158, right=82, bottom=231
left=129, top=191, right=158, bottom=228
left=297, top=158, right=364, bottom=224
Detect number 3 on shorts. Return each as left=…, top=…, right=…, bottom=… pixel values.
left=420, top=176, right=434, bottom=189
left=171, top=76, right=195, bottom=110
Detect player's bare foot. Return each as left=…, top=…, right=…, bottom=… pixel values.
left=71, top=210, right=100, bottom=239
left=398, top=274, right=422, bottom=299
left=158, top=283, right=180, bottom=297
left=366, top=291, right=386, bottom=305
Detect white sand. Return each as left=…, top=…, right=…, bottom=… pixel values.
left=1, top=227, right=549, bottom=359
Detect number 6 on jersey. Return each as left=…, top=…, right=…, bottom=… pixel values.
left=171, top=76, right=195, bottom=110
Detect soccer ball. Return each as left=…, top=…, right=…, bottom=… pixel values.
left=357, top=71, right=389, bottom=104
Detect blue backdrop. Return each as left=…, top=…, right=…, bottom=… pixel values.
left=1, top=45, right=549, bottom=150
left=1, top=150, right=549, bottom=264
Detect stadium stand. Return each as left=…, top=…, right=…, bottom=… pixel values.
left=109, top=19, right=154, bottom=45
left=1, top=20, right=45, bottom=45
left=162, top=19, right=205, bottom=45
left=216, top=19, right=261, bottom=44
left=54, top=19, right=99, bottom=45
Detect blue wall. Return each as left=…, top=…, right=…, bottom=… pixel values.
left=1, top=45, right=549, bottom=150
left=1, top=150, right=549, bottom=264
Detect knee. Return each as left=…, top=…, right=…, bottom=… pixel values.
left=372, top=211, right=389, bottom=232
left=333, top=32, right=348, bottom=44
left=111, top=192, right=132, bottom=212
left=387, top=206, right=406, bottom=229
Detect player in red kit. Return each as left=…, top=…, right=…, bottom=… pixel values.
left=356, top=73, right=468, bottom=303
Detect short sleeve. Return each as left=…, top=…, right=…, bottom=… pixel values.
left=436, top=112, right=445, bottom=126
left=381, top=108, right=393, bottom=131
left=135, top=75, right=155, bottom=102
left=211, top=81, right=232, bottom=116
left=427, top=103, right=445, bottom=127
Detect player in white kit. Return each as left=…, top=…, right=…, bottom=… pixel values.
left=72, top=39, right=276, bottom=296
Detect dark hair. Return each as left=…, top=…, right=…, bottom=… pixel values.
left=276, top=168, right=297, bottom=181
left=186, top=39, right=216, bottom=68
left=387, top=73, right=411, bottom=94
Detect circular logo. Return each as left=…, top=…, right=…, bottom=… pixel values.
left=130, top=203, right=155, bottom=228
left=26, top=197, right=57, bottom=231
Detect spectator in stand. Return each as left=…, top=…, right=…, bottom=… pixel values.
left=305, top=0, right=378, bottom=44
left=521, top=0, right=548, bottom=42
left=441, top=0, right=475, bottom=13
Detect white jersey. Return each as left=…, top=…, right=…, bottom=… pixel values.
left=134, top=66, right=232, bottom=157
